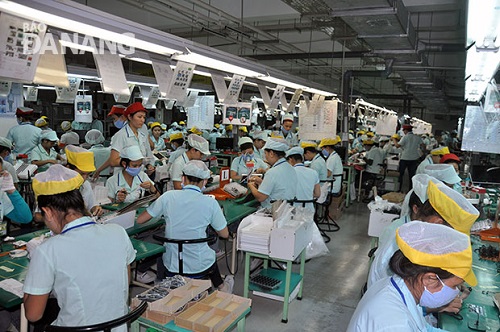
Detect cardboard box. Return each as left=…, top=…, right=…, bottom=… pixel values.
left=368, top=211, right=399, bottom=237
left=269, top=221, right=312, bottom=261
left=386, top=157, right=399, bottom=171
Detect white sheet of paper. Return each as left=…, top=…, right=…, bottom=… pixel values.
left=93, top=51, right=129, bottom=95
left=0, top=278, right=24, bottom=298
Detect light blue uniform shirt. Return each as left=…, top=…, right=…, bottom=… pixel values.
left=258, top=158, right=297, bottom=209
left=106, top=170, right=153, bottom=203
left=170, top=152, right=189, bottom=183
left=89, top=144, right=111, bottom=176
left=80, top=180, right=97, bottom=211
left=309, top=153, right=328, bottom=181
left=293, top=163, right=319, bottom=212
left=167, top=147, right=187, bottom=167
left=348, top=275, right=446, bottom=332
left=365, top=147, right=386, bottom=174
left=230, top=155, right=267, bottom=176
left=110, top=123, right=153, bottom=173
left=151, top=136, right=166, bottom=151
left=326, top=151, right=343, bottom=194
left=146, top=185, right=227, bottom=273
left=399, top=132, right=423, bottom=160
left=7, top=122, right=41, bottom=155
left=416, top=156, right=433, bottom=175
left=283, top=131, right=298, bottom=147
left=208, top=132, right=221, bottom=150
left=367, top=215, right=408, bottom=288
left=254, top=147, right=264, bottom=161
left=29, top=144, right=58, bottom=172
left=23, top=217, right=135, bottom=331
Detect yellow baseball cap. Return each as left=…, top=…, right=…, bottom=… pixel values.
left=179, top=121, right=186, bottom=125
left=169, top=132, right=184, bottom=141
left=319, top=136, right=340, bottom=148
left=32, top=164, right=84, bottom=197
left=300, top=141, right=318, bottom=149
left=226, top=124, right=233, bottom=130
left=65, top=145, right=96, bottom=172
left=430, top=146, right=450, bottom=156
left=356, top=130, right=366, bottom=136
left=366, top=132, right=375, bottom=137
left=362, top=140, right=375, bottom=145
left=189, top=126, right=202, bottom=135
left=391, top=134, right=401, bottom=140
left=150, top=122, right=161, bottom=129
left=239, top=126, right=248, bottom=133
left=396, top=221, right=476, bottom=286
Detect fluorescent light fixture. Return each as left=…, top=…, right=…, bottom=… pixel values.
left=258, top=76, right=303, bottom=90
left=303, top=87, right=336, bottom=97
left=465, top=46, right=500, bottom=101
left=59, top=40, right=96, bottom=53
left=127, top=57, right=153, bottom=65
left=172, top=52, right=263, bottom=78
left=466, top=0, right=500, bottom=47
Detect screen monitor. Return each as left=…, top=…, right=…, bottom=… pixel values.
left=216, top=137, right=234, bottom=151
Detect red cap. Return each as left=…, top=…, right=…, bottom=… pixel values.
left=440, top=153, right=460, bottom=164
left=107, top=105, right=126, bottom=117
left=402, top=124, right=412, bottom=130
left=16, top=107, right=34, bottom=116
left=124, top=102, right=147, bottom=116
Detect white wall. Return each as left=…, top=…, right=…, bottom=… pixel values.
left=0, top=117, right=17, bottom=137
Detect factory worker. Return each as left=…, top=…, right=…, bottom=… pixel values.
left=225, top=124, right=233, bottom=138
left=247, top=138, right=297, bottom=209
left=385, top=133, right=402, bottom=154
left=440, top=153, right=461, bottom=174
left=286, top=146, right=320, bottom=212
left=208, top=127, right=222, bottom=151
left=108, top=105, right=127, bottom=129
left=377, top=136, right=390, bottom=151
left=59, top=121, right=80, bottom=147
left=279, top=114, right=298, bottom=147
left=351, top=130, right=366, bottom=153
left=166, top=122, right=179, bottom=137
left=137, top=161, right=233, bottom=293
left=368, top=178, right=478, bottom=292
left=188, top=126, right=203, bottom=136
left=0, top=138, right=18, bottom=186
left=424, top=164, right=462, bottom=193
left=65, top=145, right=103, bottom=216
left=348, top=222, right=476, bottom=332
left=319, top=136, right=343, bottom=195
left=106, top=145, right=159, bottom=203
left=24, top=164, right=135, bottom=330
left=416, top=146, right=450, bottom=174
left=170, top=134, right=210, bottom=190
left=395, top=124, right=425, bottom=191
left=178, top=120, right=187, bottom=133
left=7, top=107, right=41, bottom=155
left=30, top=130, right=63, bottom=173
left=252, top=131, right=267, bottom=160
left=34, top=116, right=50, bottom=130
left=230, top=137, right=267, bottom=181
left=150, top=122, right=166, bottom=151
left=166, top=132, right=186, bottom=166
left=363, top=139, right=386, bottom=175
left=238, top=126, right=248, bottom=138
left=301, top=141, right=328, bottom=181
left=85, top=129, right=111, bottom=177
left=0, top=158, right=31, bottom=224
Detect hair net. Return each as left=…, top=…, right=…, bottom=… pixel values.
left=0, top=137, right=13, bottom=149
left=32, top=164, right=84, bottom=197
left=263, top=138, right=289, bottom=151
left=427, top=181, right=479, bottom=234
left=238, top=137, right=253, bottom=147
left=40, top=130, right=58, bottom=142
left=282, top=114, right=294, bottom=123
left=61, top=121, right=72, bottom=132
left=85, top=129, right=105, bottom=145
left=183, top=160, right=210, bottom=179
left=35, top=118, right=48, bottom=128
left=424, top=164, right=461, bottom=184
left=60, top=132, right=80, bottom=146
left=253, top=131, right=268, bottom=141
left=400, top=174, right=443, bottom=217
left=187, top=134, right=210, bottom=155
left=285, top=146, right=304, bottom=158
left=120, top=145, right=144, bottom=161
left=379, top=136, right=390, bottom=142
left=65, top=145, right=96, bottom=172
left=396, top=221, right=476, bottom=286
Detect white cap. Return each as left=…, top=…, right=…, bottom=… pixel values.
left=285, top=146, right=304, bottom=158
left=412, top=174, right=442, bottom=203
left=183, top=160, right=210, bottom=179
left=85, top=129, right=105, bottom=145
left=379, top=136, right=390, bottom=142
left=238, top=137, right=253, bottom=147
left=60, top=132, right=80, bottom=146
left=40, top=130, right=58, bottom=142
left=160, top=124, right=167, bottom=131
left=424, top=164, right=461, bottom=184
left=348, top=133, right=355, bottom=140
left=263, top=137, right=290, bottom=151
left=253, top=131, right=268, bottom=141
left=187, top=134, right=210, bottom=155
left=120, top=145, right=143, bottom=161
left=61, top=121, right=72, bottom=131
left=0, top=137, right=13, bottom=149
left=282, top=114, right=294, bottom=123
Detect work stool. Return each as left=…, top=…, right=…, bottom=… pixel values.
left=44, top=301, right=147, bottom=332
left=315, top=177, right=342, bottom=240
left=358, top=165, right=386, bottom=202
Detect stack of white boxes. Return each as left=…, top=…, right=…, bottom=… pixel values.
left=384, top=157, right=400, bottom=191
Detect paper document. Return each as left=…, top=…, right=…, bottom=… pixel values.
left=0, top=278, right=24, bottom=298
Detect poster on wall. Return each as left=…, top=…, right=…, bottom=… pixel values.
left=23, top=86, right=38, bottom=101
left=222, top=102, right=252, bottom=126
left=375, top=112, right=398, bottom=136
left=168, top=61, right=195, bottom=103
left=93, top=51, right=129, bottom=96
left=0, top=82, right=23, bottom=117
left=462, top=105, right=500, bottom=154
left=0, top=13, right=46, bottom=83
left=74, top=95, right=92, bottom=123
left=299, top=99, right=337, bottom=140
left=56, top=76, right=81, bottom=103
left=187, top=95, right=215, bottom=130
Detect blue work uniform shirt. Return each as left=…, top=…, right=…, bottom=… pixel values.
left=258, top=158, right=297, bottom=209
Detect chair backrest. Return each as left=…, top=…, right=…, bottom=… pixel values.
left=153, top=234, right=218, bottom=275
left=44, top=301, right=148, bottom=332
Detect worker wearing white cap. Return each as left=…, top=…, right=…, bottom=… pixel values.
left=416, top=146, right=450, bottom=175
left=230, top=137, right=267, bottom=181
left=0, top=137, right=18, bottom=185
left=85, top=129, right=111, bottom=177
left=424, top=164, right=462, bottom=193
left=349, top=222, right=476, bottom=332
left=29, top=130, right=63, bottom=173
left=7, top=107, right=41, bottom=155
left=170, top=134, right=210, bottom=190
left=286, top=146, right=320, bottom=212
left=105, top=145, right=159, bottom=203
left=252, top=131, right=267, bottom=160
left=24, top=164, right=135, bottom=330
left=279, top=113, right=298, bottom=147
left=247, top=138, right=297, bottom=209
left=137, top=160, right=234, bottom=293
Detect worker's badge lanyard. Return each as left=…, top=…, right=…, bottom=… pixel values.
left=182, top=187, right=201, bottom=194
left=272, top=159, right=287, bottom=169
left=294, top=163, right=305, bottom=168
left=61, top=221, right=96, bottom=235
left=117, top=172, right=144, bottom=197
left=390, top=277, right=425, bottom=331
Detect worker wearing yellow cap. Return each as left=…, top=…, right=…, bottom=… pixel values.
left=238, top=126, right=248, bottom=138
left=24, top=164, right=135, bottom=328
left=416, top=146, right=450, bottom=175
left=384, top=133, right=402, bottom=155
left=208, top=127, right=222, bottom=151
left=319, top=136, right=343, bottom=194
left=301, top=141, right=327, bottom=181
left=150, top=122, right=166, bottom=151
